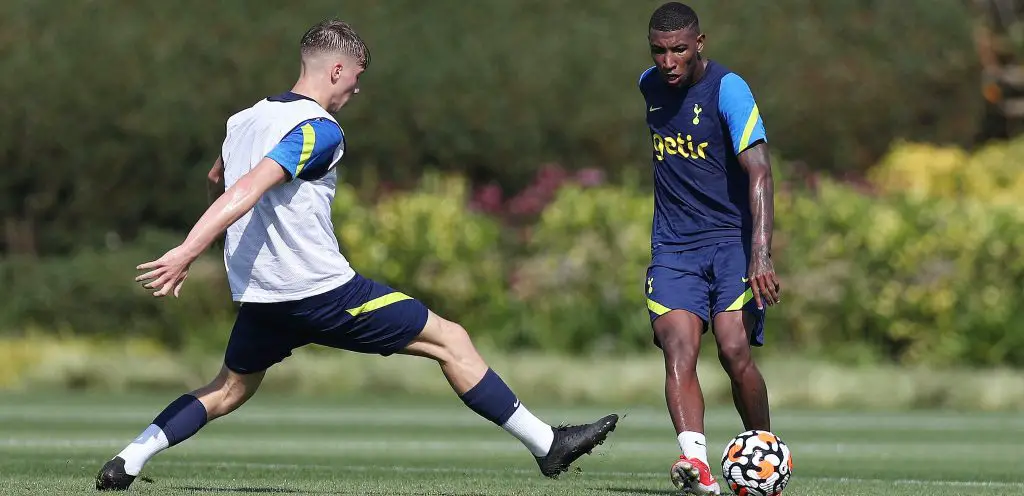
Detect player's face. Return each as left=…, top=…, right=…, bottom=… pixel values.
left=328, top=57, right=364, bottom=112
left=649, top=28, right=705, bottom=88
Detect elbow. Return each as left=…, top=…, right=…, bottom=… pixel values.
left=748, top=165, right=772, bottom=184
left=208, top=157, right=225, bottom=185
left=207, top=169, right=224, bottom=186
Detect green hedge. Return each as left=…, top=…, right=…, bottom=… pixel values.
left=1, top=0, right=979, bottom=254
left=0, top=231, right=234, bottom=352
left=779, top=182, right=1024, bottom=365
left=8, top=149, right=1024, bottom=367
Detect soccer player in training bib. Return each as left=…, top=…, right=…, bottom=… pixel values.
left=638, top=3, right=781, bottom=494
left=95, top=19, right=617, bottom=491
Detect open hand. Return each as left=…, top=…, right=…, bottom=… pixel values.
left=135, top=245, right=195, bottom=298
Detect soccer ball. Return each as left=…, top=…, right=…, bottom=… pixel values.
left=720, top=430, right=792, bottom=496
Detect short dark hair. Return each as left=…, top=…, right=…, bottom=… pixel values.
left=649, top=2, right=700, bottom=33
left=300, top=18, right=370, bottom=69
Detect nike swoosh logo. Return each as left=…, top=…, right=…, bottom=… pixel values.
left=741, top=277, right=749, bottom=283
left=695, top=441, right=706, bottom=447
left=513, top=399, right=520, bottom=409
left=649, top=106, right=662, bottom=112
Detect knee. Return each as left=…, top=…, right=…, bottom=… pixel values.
left=656, top=329, right=700, bottom=369
left=432, top=320, right=478, bottom=364
left=195, top=370, right=257, bottom=418
left=717, top=338, right=752, bottom=372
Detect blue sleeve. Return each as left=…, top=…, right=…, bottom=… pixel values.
left=265, top=118, right=343, bottom=181
left=719, top=73, right=767, bottom=155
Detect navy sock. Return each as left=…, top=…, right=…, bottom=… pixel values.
left=152, top=394, right=208, bottom=447
left=459, top=369, right=519, bottom=426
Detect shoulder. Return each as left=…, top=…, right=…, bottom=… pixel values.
left=294, top=117, right=343, bottom=144
left=717, top=68, right=755, bottom=101
left=269, top=118, right=343, bottom=160
left=638, top=65, right=658, bottom=94
left=267, top=117, right=344, bottom=181
left=225, top=102, right=260, bottom=127
left=271, top=117, right=343, bottom=157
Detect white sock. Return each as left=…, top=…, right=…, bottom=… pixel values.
left=501, top=404, right=554, bottom=457
left=678, top=431, right=709, bottom=465
left=116, top=424, right=170, bottom=476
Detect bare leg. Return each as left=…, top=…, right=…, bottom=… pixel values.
left=712, top=310, right=770, bottom=432
left=398, top=311, right=618, bottom=478
left=653, top=310, right=706, bottom=437
left=97, top=366, right=265, bottom=490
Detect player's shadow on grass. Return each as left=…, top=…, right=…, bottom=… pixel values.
left=602, top=488, right=679, bottom=495
left=174, top=487, right=305, bottom=494
left=174, top=486, right=488, bottom=495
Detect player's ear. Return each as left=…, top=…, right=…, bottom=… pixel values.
left=331, top=62, right=344, bottom=82
left=696, top=32, right=705, bottom=55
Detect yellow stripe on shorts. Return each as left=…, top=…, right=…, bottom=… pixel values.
left=725, top=288, right=754, bottom=311
left=346, top=292, right=412, bottom=316
left=647, top=298, right=672, bottom=316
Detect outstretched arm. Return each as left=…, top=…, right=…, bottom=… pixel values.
left=136, top=159, right=286, bottom=297
left=738, top=142, right=780, bottom=309
left=138, top=117, right=343, bottom=298
left=181, top=158, right=285, bottom=259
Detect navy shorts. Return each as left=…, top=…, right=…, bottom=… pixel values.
left=224, top=273, right=429, bottom=374
left=645, top=242, right=765, bottom=346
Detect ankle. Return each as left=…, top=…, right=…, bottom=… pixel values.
left=677, top=431, right=709, bottom=464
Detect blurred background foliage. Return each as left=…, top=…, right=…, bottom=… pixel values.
left=5, top=0, right=1024, bottom=370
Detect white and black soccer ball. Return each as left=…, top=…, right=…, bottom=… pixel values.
left=721, top=430, right=793, bottom=496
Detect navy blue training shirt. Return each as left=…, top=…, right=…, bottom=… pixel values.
left=639, top=60, right=767, bottom=255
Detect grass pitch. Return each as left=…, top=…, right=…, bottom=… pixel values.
left=0, top=392, right=1021, bottom=495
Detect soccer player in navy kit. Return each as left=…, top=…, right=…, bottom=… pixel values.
left=639, top=3, right=781, bottom=494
